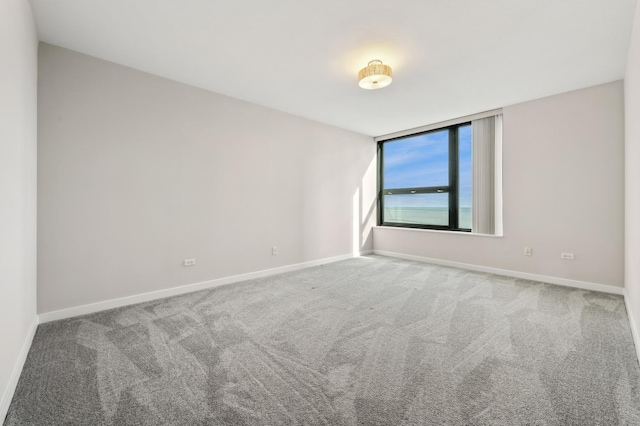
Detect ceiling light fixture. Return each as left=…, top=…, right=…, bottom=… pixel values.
left=358, top=60, right=393, bottom=90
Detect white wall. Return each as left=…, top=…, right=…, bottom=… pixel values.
left=0, top=0, right=38, bottom=420
left=375, top=81, right=625, bottom=288
left=37, top=44, right=376, bottom=315
left=625, top=4, right=640, bottom=344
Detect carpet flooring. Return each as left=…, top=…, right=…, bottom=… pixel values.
left=5, top=255, right=640, bottom=425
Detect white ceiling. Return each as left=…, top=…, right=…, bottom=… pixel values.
left=29, top=0, right=637, bottom=136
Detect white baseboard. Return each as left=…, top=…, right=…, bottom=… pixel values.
left=373, top=250, right=624, bottom=295
left=624, top=292, right=640, bottom=366
left=1, top=315, right=38, bottom=422
left=39, top=251, right=373, bottom=323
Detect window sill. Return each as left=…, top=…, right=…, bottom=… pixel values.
left=373, top=225, right=503, bottom=238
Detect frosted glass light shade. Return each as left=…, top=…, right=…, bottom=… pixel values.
left=358, top=60, right=393, bottom=90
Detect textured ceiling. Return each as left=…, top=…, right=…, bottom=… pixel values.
left=29, top=0, right=637, bottom=136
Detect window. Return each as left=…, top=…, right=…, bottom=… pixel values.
left=378, top=123, right=472, bottom=231
left=378, top=114, right=502, bottom=234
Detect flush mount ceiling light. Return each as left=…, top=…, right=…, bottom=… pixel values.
left=358, top=60, right=393, bottom=90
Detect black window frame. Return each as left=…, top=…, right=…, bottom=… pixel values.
left=377, top=122, right=472, bottom=232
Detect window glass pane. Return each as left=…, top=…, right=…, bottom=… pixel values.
left=384, top=193, right=449, bottom=226
left=383, top=130, right=449, bottom=189
left=458, top=124, right=472, bottom=229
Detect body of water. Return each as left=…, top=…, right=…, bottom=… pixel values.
left=384, top=207, right=472, bottom=229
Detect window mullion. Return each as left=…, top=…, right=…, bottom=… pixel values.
left=449, top=127, right=459, bottom=230
left=377, top=141, right=384, bottom=225
left=382, top=186, right=449, bottom=195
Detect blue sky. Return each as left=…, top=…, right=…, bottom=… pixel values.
left=383, top=125, right=472, bottom=208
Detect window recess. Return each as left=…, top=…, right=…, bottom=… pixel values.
left=377, top=114, right=502, bottom=234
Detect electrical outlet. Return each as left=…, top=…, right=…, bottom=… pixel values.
left=524, top=247, right=532, bottom=256
left=272, top=246, right=278, bottom=256
left=561, top=253, right=574, bottom=260
left=183, top=259, right=196, bottom=266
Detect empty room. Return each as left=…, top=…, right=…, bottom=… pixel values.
left=2, top=0, right=640, bottom=424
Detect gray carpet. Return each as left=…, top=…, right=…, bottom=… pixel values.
left=5, top=255, right=640, bottom=425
